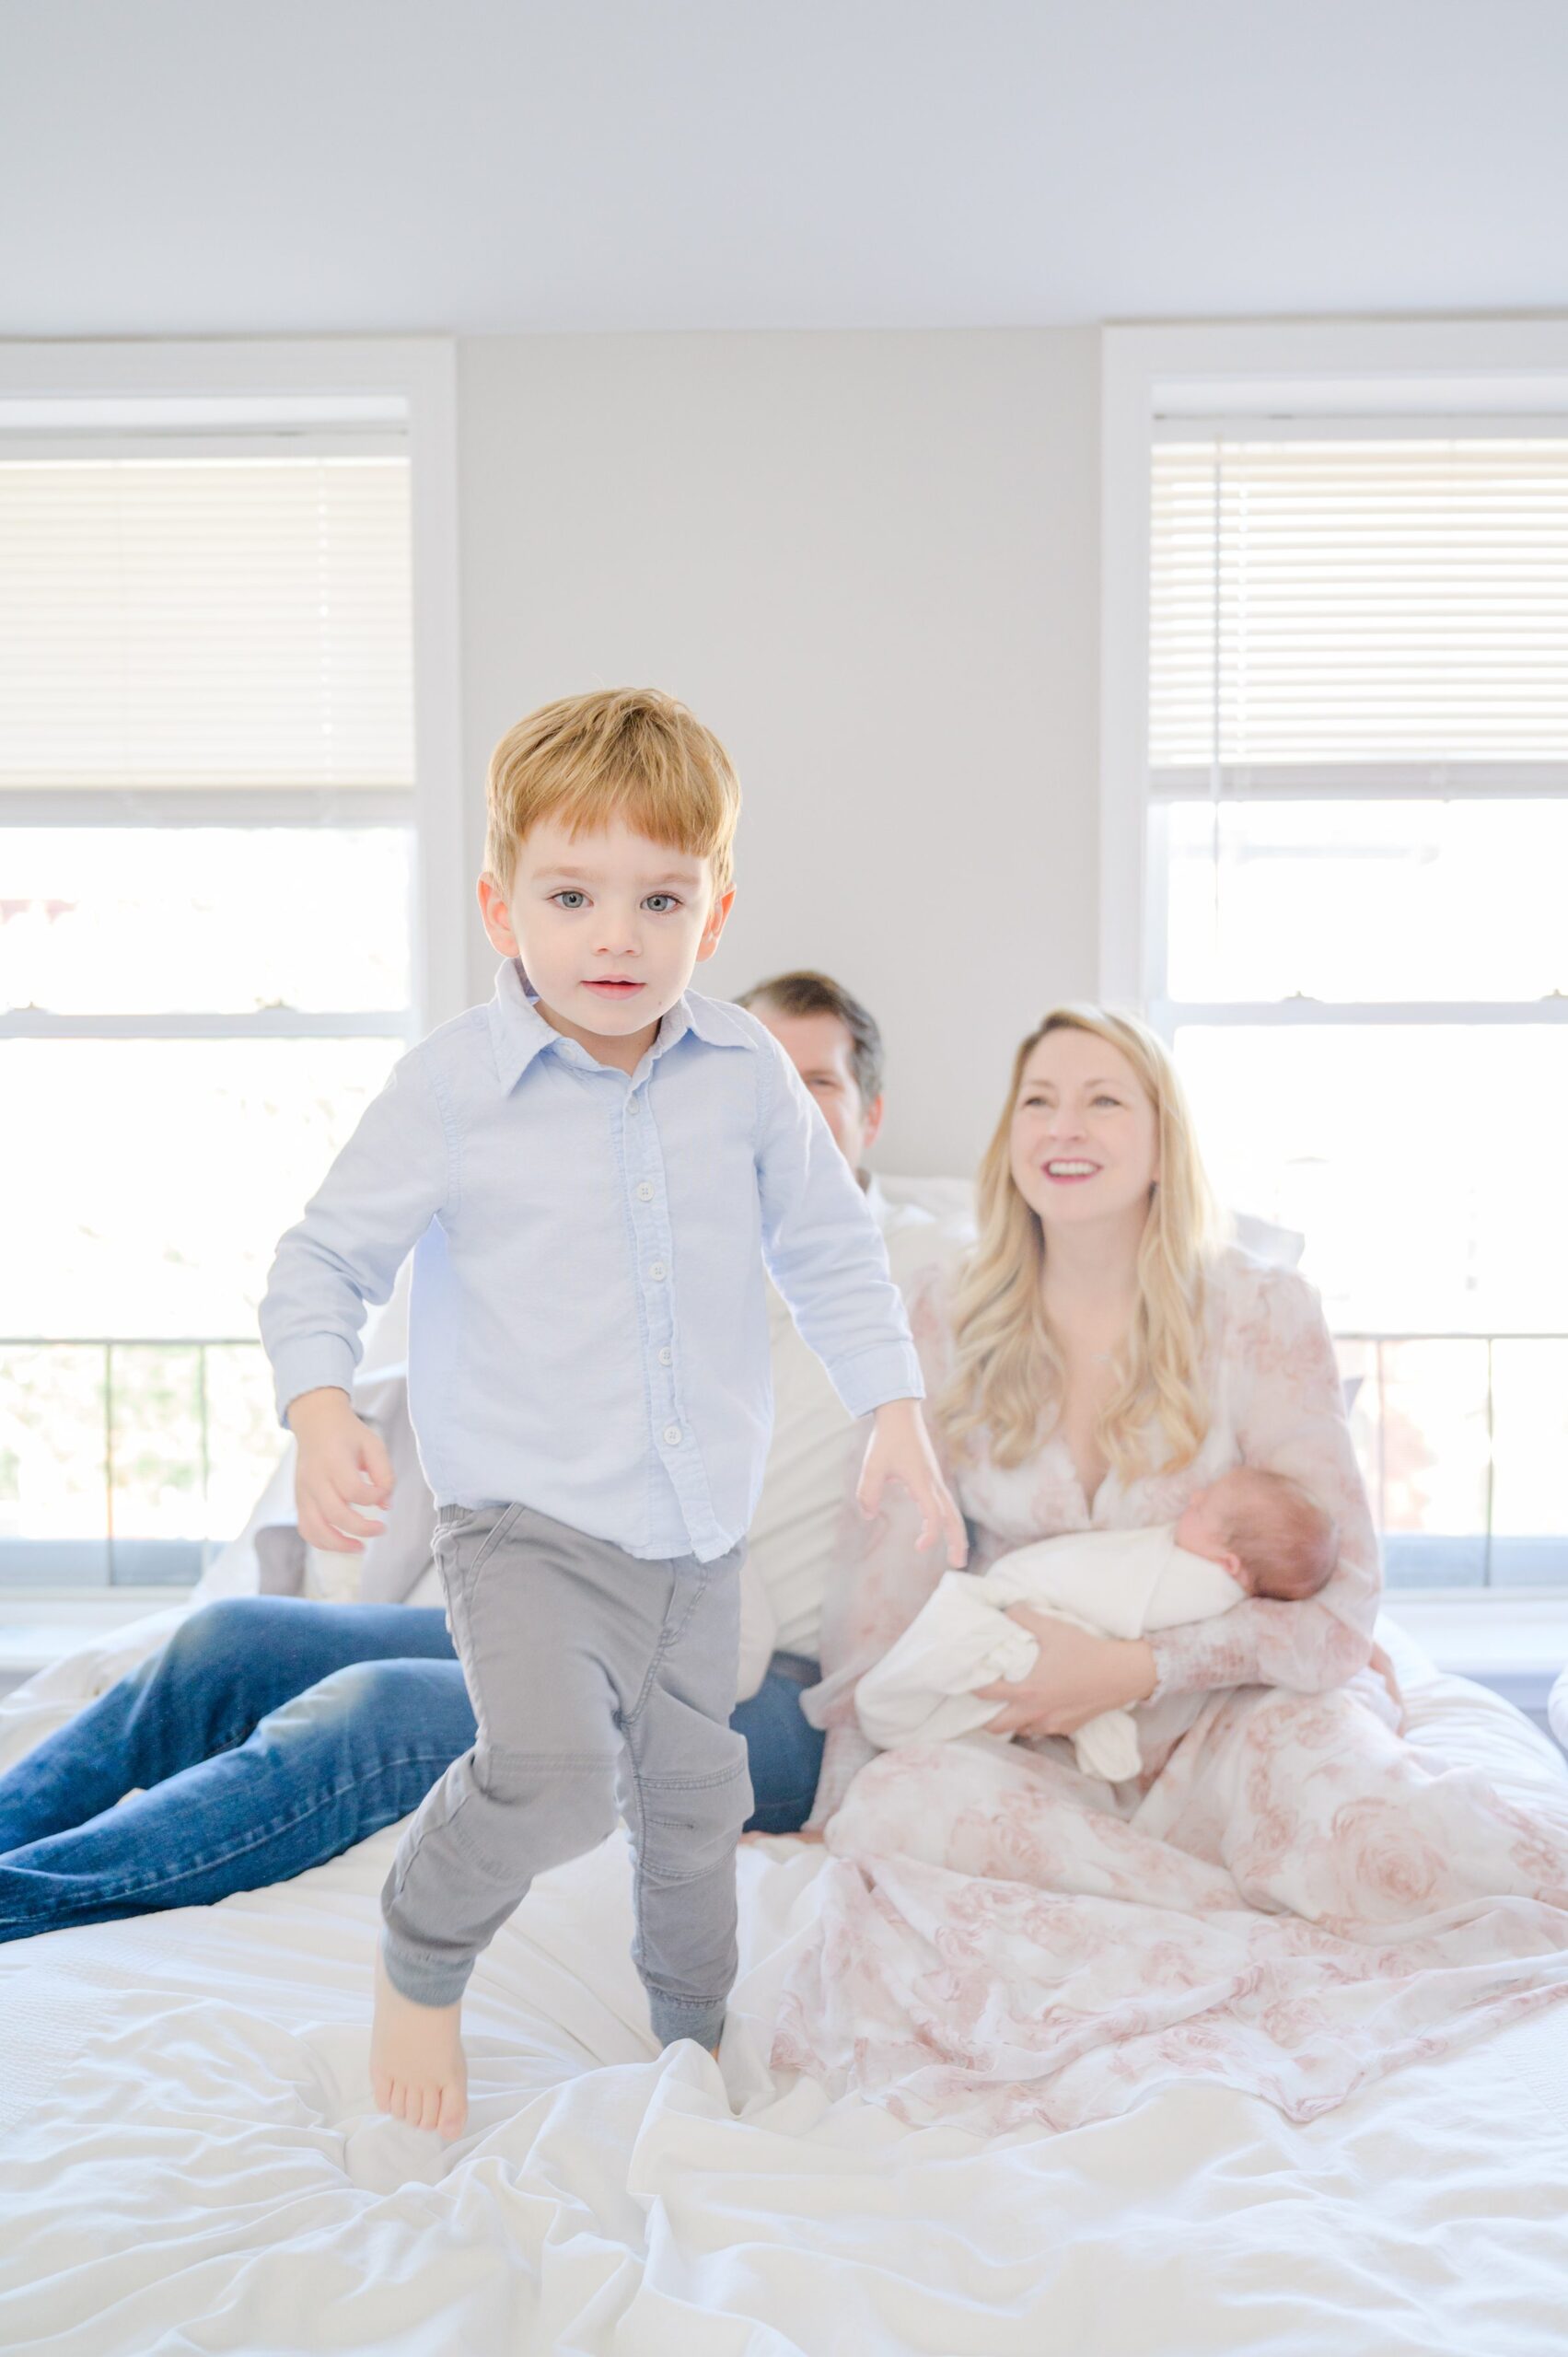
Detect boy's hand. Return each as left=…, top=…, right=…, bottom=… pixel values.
left=856, top=1399, right=968, bottom=1569
left=287, top=1387, right=395, bottom=1554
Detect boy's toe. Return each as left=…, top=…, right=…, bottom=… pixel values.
left=437, top=2084, right=467, bottom=2142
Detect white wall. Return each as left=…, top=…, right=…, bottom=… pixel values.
left=455, top=329, right=1100, bottom=1175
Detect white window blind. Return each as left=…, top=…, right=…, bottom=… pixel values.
left=0, top=456, right=414, bottom=795
left=1150, top=434, right=1568, bottom=795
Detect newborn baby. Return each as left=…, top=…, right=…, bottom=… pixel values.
left=855, top=1467, right=1338, bottom=1784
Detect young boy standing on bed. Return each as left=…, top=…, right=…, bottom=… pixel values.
left=260, top=688, right=965, bottom=2139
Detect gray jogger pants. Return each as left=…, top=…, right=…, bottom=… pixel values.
left=379, top=1502, right=751, bottom=2049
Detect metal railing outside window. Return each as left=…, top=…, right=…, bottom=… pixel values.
left=1333, top=1332, right=1568, bottom=1593
left=3, top=1330, right=1564, bottom=1595
left=0, top=1336, right=274, bottom=1587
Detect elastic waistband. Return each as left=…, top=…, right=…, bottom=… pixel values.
left=434, top=1501, right=748, bottom=1573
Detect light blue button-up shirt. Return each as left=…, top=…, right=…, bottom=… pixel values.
left=260, top=958, right=923, bottom=1563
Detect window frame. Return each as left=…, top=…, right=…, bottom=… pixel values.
left=0, top=339, right=464, bottom=1608
left=1100, top=319, right=1568, bottom=1648
left=1101, top=317, right=1568, bottom=1005
left=0, top=338, right=465, bottom=1034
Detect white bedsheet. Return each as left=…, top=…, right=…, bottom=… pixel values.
left=2, top=1617, right=1567, bottom=2356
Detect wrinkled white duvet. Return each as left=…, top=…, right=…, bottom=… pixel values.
left=2, top=1616, right=1566, bottom=2357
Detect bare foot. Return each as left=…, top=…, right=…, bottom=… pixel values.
left=370, top=1946, right=468, bottom=2141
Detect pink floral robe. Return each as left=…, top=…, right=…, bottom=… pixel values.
left=772, top=1248, right=1568, bottom=2131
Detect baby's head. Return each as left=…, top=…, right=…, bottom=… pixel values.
left=478, top=688, right=741, bottom=1043
left=1174, top=1468, right=1338, bottom=1601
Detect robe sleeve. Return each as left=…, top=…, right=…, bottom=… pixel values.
left=1147, top=1261, right=1380, bottom=1702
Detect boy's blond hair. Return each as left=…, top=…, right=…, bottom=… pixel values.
left=484, top=688, right=742, bottom=894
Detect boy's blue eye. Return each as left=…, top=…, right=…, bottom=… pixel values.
left=644, top=893, right=680, bottom=913
left=552, top=890, right=587, bottom=910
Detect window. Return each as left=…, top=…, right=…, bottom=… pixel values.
left=1144, top=421, right=1568, bottom=1593
left=0, top=413, right=428, bottom=1588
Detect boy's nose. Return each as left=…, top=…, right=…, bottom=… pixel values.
left=594, top=920, right=641, bottom=957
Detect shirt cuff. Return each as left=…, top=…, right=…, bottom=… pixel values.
left=823, top=1338, right=925, bottom=1420
left=1145, top=1631, right=1179, bottom=1706
left=271, top=1338, right=360, bottom=1428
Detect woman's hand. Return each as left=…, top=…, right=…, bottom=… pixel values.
left=975, top=1609, right=1157, bottom=1739
left=1367, top=1640, right=1408, bottom=1734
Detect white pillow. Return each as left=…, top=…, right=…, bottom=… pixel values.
left=200, top=1262, right=434, bottom=1607
left=1231, top=1209, right=1305, bottom=1269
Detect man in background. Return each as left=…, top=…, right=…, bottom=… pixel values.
left=729, top=970, right=961, bottom=1822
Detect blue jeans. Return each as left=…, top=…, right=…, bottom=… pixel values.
left=0, top=1596, right=826, bottom=1943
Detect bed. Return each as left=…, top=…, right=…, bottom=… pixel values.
left=2, top=1602, right=1566, bottom=2355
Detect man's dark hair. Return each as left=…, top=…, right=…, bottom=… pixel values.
left=737, top=970, right=885, bottom=1108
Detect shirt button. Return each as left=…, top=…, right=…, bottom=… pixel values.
left=663, top=1424, right=682, bottom=1446
left=649, top=1261, right=667, bottom=1281
left=658, top=1346, right=672, bottom=1365
left=635, top=1182, right=654, bottom=1202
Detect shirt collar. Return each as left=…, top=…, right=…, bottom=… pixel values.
left=485, top=958, right=749, bottom=1093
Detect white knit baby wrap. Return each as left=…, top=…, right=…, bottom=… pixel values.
left=854, top=1525, right=1244, bottom=1782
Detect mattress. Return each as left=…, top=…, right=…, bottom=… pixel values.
left=1, top=1613, right=1566, bottom=2356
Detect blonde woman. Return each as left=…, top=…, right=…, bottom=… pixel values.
left=773, top=1007, right=1568, bottom=2132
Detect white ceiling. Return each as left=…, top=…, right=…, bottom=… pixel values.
left=4, top=0, right=1566, bottom=339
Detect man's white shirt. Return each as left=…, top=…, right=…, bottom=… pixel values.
left=736, top=1178, right=968, bottom=1697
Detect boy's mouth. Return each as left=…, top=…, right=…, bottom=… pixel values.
left=583, top=979, right=645, bottom=999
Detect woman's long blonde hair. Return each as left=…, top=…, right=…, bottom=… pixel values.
left=938, top=1005, right=1224, bottom=1479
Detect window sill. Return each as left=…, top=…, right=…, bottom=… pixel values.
left=1386, top=1593, right=1568, bottom=1721
left=0, top=1589, right=185, bottom=1688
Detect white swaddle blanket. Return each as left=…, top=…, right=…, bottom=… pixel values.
left=854, top=1526, right=1245, bottom=1782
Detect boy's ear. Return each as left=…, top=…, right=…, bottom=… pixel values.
left=694, top=883, right=736, bottom=963
left=477, top=872, right=519, bottom=957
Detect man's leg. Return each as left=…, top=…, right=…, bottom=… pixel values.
left=0, top=1595, right=456, bottom=1852
left=731, top=1654, right=826, bottom=1834
left=0, top=1653, right=473, bottom=1942
left=0, top=1605, right=469, bottom=1944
